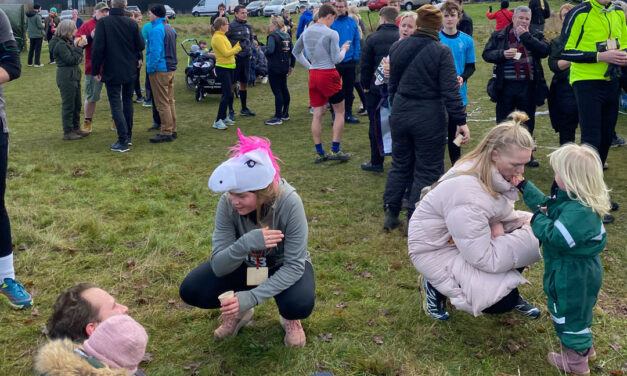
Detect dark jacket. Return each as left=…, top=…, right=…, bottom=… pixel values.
left=91, top=7, right=145, bottom=84
left=529, top=0, right=551, bottom=26
left=49, top=35, right=82, bottom=81
left=547, top=34, right=578, bottom=131
left=389, top=33, right=466, bottom=128
left=459, top=11, right=473, bottom=36
left=360, top=23, right=398, bottom=90
left=226, top=18, right=253, bottom=58
left=210, top=13, right=229, bottom=25
left=265, top=30, right=295, bottom=75
left=482, top=24, right=550, bottom=106
left=26, top=11, right=44, bottom=39
left=44, top=14, right=59, bottom=41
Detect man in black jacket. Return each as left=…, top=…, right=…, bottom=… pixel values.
left=92, top=0, right=145, bottom=152
left=456, top=0, right=473, bottom=36
left=482, top=5, right=549, bottom=167
left=359, top=6, right=398, bottom=173
left=226, top=5, right=256, bottom=117
left=528, top=0, right=550, bottom=33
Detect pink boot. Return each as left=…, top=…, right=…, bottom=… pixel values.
left=213, top=308, right=254, bottom=340
left=279, top=315, right=306, bottom=348
left=548, top=345, right=590, bottom=376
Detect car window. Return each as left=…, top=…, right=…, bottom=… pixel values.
left=269, top=0, right=283, bottom=4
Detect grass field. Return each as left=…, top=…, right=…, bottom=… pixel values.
left=0, top=1, right=625, bottom=375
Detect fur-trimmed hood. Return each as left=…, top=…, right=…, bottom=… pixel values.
left=34, top=338, right=130, bottom=376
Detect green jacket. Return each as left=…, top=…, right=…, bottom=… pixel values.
left=522, top=181, right=605, bottom=351
left=210, top=179, right=311, bottom=313
left=49, top=36, right=83, bottom=82
left=26, top=11, right=44, bottom=39
left=561, top=0, right=627, bottom=84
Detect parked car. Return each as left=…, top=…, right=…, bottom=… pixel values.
left=367, top=0, right=387, bottom=10
left=39, top=9, right=49, bottom=21
left=60, top=9, right=72, bottom=20
left=400, top=0, right=435, bottom=10
left=165, top=4, right=176, bottom=18
left=295, top=0, right=321, bottom=10
left=192, top=0, right=239, bottom=16
left=263, top=0, right=298, bottom=16
left=246, top=1, right=267, bottom=16
left=126, top=5, right=142, bottom=16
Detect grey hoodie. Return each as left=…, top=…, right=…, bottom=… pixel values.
left=210, top=179, right=311, bottom=312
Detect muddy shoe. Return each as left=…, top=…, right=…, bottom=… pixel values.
left=279, top=315, right=306, bottom=348
left=63, top=131, right=82, bottom=140
left=548, top=345, right=590, bottom=376
left=383, top=208, right=402, bottom=231
left=214, top=308, right=254, bottom=340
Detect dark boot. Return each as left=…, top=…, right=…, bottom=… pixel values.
left=548, top=344, right=590, bottom=376
left=383, top=205, right=402, bottom=232
left=74, top=128, right=89, bottom=137
left=63, top=130, right=82, bottom=140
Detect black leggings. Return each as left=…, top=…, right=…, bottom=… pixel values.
left=216, top=66, right=234, bottom=122
left=134, top=66, right=142, bottom=99
left=268, top=72, right=290, bottom=118
left=0, top=131, right=11, bottom=258
left=179, top=261, right=315, bottom=320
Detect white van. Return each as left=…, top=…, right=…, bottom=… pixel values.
left=192, top=0, right=239, bottom=16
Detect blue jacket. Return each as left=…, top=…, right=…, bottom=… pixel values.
left=296, top=10, right=313, bottom=39
left=331, top=14, right=360, bottom=63
left=147, top=18, right=177, bottom=74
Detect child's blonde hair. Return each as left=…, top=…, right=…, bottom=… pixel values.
left=549, top=143, right=611, bottom=216
left=455, top=111, right=534, bottom=199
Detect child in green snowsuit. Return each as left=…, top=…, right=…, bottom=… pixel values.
left=513, top=143, right=611, bottom=376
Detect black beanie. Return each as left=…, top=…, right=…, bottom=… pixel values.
left=151, top=4, right=166, bottom=18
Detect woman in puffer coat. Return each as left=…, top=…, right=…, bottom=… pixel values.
left=408, top=112, right=542, bottom=320
left=50, top=19, right=88, bottom=140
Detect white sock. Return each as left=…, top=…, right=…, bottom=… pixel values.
left=0, top=254, right=15, bottom=281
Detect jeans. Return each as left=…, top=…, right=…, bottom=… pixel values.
left=268, top=72, right=290, bottom=118
left=105, top=81, right=134, bottom=144
left=179, top=261, right=316, bottom=320
left=573, top=79, right=620, bottom=165
left=0, top=131, right=11, bottom=258
left=216, top=66, right=234, bottom=122
left=28, top=38, right=42, bottom=66
left=336, top=61, right=357, bottom=116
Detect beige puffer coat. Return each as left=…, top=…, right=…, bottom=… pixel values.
left=408, top=160, right=541, bottom=316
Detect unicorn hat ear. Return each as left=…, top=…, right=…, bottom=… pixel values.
left=208, top=129, right=280, bottom=193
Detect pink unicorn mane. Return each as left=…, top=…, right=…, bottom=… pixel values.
left=228, top=128, right=281, bottom=183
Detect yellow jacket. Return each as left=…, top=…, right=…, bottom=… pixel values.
left=211, top=31, right=241, bottom=68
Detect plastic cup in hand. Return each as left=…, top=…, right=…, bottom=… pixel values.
left=218, top=291, right=235, bottom=305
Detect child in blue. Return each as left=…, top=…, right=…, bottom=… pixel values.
left=439, top=0, right=475, bottom=164
left=513, top=144, right=610, bottom=376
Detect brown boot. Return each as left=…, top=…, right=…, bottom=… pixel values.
left=81, top=119, right=92, bottom=133
left=63, top=131, right=82, bottom=140
left=213, top=308, right=254, bottom=340
left=279, top=315, right=306, bottom=348
left=548, top=345, right=590, bottom=376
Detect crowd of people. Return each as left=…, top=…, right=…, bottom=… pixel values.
left=0, top=0, right=625, bottom=374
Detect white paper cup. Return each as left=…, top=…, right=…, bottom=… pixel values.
left=453, top=134, right=464, bottom=147
left=514, top=52, right=522, bottom=60
left=218, top=290, right=235, bottom=304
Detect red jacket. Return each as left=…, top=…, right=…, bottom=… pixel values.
left=486, top=9, right=513, bottom=31
left=76, top=18, right=97, bottom=75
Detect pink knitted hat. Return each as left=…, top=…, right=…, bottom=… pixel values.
left=83, top=314, right=148, bottom=372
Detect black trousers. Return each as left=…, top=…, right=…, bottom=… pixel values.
left=383, top=96, right=446, bottom=218
left=496, top=80, right=536, bottom=135
left=268, top=72, right=290, bottom=118
left=179, top=261, right=316, bottom=320
left=134, top=66, right=142, bottom=99
left=144, top=66, right=152, bottom=102
left=144, top=72, right=160, bottom=125
left=0, top=131, right=11, bottom=258
left=366, top=90, right=383, bottom=166
left=573, top=79, right=620, bottom=165
left=105, top=81, right=134, bottom=144
left=216, top=66, right=234, bottom=121
left=548, top=80, right=578, bottom=145
left=354, top=81, right=366, bottom=107
left=447, top=113, right=461, bottom=165
left=28, top=38, right=42, bottom=66
left=336, top=61, right=357, bottom=116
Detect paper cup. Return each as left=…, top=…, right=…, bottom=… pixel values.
left=453, top=134, right=464, bottom=147
left=514, top=52, right=522, bottom=60
left=218, top=290, right=235, bottom=304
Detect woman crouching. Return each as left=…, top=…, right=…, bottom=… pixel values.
left=179, top=130, right=314, bottom=348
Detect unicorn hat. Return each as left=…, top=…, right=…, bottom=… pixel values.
left=209, top=129, right=281, bottom=193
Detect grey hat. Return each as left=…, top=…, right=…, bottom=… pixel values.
left=94, top=2, right=109, bottom=11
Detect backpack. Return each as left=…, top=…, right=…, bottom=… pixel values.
left=269, top=32, right=291, bottom=75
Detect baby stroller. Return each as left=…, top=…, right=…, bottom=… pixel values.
left=182, top=39, right=222, bottom=101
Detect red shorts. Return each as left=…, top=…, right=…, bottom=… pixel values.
left=308, top=68, right=343, bottom=108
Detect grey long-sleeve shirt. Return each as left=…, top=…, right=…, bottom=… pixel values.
left=292, top=23, right=346, bottom=70
left=209, top=180, right=311, bottom=313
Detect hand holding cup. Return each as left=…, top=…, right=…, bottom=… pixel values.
left=218, top=291, right=239, bottom=317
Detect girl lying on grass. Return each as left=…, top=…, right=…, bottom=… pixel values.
left=513, top=143, right=610, bottom=376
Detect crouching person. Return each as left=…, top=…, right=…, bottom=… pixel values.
left=179, top=129, right=315, bottom=348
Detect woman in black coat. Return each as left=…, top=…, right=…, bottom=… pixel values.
left=382, top=5, right=469, bottom=231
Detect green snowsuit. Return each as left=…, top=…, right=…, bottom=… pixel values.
left=522, top=181, right=605, bottom=351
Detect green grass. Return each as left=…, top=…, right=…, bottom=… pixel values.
left=1, top=2, right=626, bottom=374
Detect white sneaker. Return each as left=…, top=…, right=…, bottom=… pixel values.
left=213, top=119, right=227, bottom=130
left=223, top=117, right=236, bottom=126
left=261, top=76, right=268, bottom=84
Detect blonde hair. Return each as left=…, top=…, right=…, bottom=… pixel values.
left=455, top=111, right=534, bottom=199
left=211, top=17, right=229, bottom=35
left=270, top=15, right=288, bottom=33
left=400, top=11, right=417, bottom=25
left=558, top=3, right=574, bottom=19
left=254, top=183, right=280, bottom=225
left=348, top=13, right=363, bottom=38
left=549, top=144, right=611, bottom=216
left=55, top=19, right=77, bottom=40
